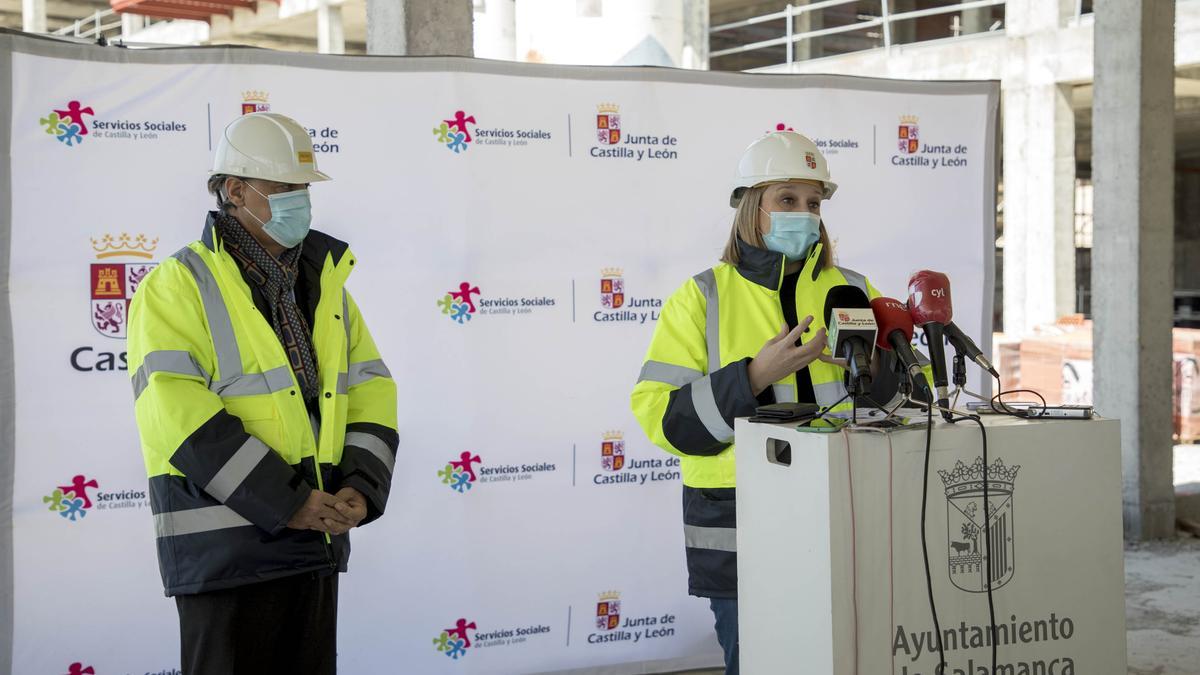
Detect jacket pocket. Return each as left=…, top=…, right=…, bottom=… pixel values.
left=223, top=396, right=284, bottom=449
left=683, top=486, right=737, bottom=529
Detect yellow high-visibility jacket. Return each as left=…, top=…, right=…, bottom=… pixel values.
left=128, top=212, right=397, bottom=596
left=630, top=238, right=878, bottom=597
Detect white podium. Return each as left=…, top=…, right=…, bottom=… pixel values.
left=735, top=415, right=1127, bottom=675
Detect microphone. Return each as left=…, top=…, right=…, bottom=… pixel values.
left=944, top=322, right=999, bottom=379
left=907, top=270, right=952, bottom=419
left=823, top=285, right=876, bottom=396
left=870, top=297, right=930, bottom=395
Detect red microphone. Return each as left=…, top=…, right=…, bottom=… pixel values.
left=908, top=271, right=952, bottom=418
left=871, top=297, right=929, bottom=389
left=871, top=297, right=913, bottom=349
left=908, top=271, right=953, bottom=325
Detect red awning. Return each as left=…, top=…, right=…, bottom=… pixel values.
left=110, top=0, right=273, bottom=23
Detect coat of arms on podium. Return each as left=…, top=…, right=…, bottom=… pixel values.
left=939, top=456, right=1020, bottom=593
left=596, top=591, right=621, bottom=630
left=601, top=431, right=625, bottom=471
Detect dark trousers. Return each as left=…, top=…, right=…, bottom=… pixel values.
left=176, top=572, right=338, bottom=675
left=709, top=597, right=739, bottom=675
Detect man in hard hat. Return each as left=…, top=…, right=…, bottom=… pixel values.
left=128, top=112, right=397, bottom=675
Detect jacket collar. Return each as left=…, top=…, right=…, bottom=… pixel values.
left=203, top=211, right=351, bottom=269
left=734, top=237, right=825, bottom=291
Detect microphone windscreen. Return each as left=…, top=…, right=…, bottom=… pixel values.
left=870, top=297, right=914, bottom=349
left=907, top=270, right=953, bottom=325
left=823, top=285, right=871, bottom=326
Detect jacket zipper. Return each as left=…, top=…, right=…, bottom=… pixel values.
left=215, top=236, right=342, bottom=570
left=315, top=262, right=352, bottom=568
left=311, top=408, right=336, bottom=567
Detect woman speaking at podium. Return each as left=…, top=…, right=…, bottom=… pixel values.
left=630, top=130, right=880, bottom=674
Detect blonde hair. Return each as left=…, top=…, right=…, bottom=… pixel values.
left=721, top=184, right=833, bottom=270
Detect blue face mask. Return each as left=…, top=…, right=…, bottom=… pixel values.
left=245, top=183, right=312, bottom=249
left=761, top=209, right=821, bottom=262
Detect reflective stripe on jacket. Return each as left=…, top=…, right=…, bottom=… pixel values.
left=630, top=239, right=877, bottom=597
left=128, top=213, right=398, bottom=596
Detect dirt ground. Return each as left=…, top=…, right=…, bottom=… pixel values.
left=1127, top=444, right=1200, bottom=675
left=1126, top=536, right=1200, bottom=675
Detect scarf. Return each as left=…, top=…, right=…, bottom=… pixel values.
left=216, top=213, right=321, bottom=401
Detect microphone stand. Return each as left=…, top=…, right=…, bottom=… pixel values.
left=951, top=351, right=990, bottom=404
left=846, top=374, right=860, bottom=426
left=950, top=354, right=967, bottom=412
left=841, top=339, right=873, bottom=427
left=895, top=357, right=913, bottom=398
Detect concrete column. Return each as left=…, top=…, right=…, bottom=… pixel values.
left=474, top=0, right=516, bottom=61
left=1092, top=0, right=1176, bottom=540
left=514, top=0, right=705, bottom=68
left=889, top=0, right=916, bottom=47
left=209, top=2, right=280, bottom=44
left=960, top=0, right=991, bottom=36
left=680, top=0, right=708, bottom=70
left=367, top=0, right=473, bottom=56
left=609, top=0, right=709, bottom=68
left=21, top=0, right=46, bottom=33
left=1178, top=172, right=1200, bottom=290
left=317, top=0, right=345, bottom=55
left=120, top=13, right=141, bottom=40
left=1001, top=0, right=1077, bottom=334
left=793, top=0, right=823, bottom=61
left=1001, top=81, right=1076, bottom=333
left=1004, top=0, right=1071, bottom=34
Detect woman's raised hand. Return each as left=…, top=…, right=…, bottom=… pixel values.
left=747, top=316, right=828, bottom=395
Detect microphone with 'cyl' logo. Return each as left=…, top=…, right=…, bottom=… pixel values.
left=907, top=270, right=953, bottom=420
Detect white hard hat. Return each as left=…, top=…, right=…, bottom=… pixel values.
left=730, top=131, right=836, bottom=207
left=212, top=112, right=330, bottom=184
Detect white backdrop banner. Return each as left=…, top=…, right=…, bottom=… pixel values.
left=0, top=32, right=998, bottom=675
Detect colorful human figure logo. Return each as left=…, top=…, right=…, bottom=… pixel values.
left=438, top=452, right=482, bottom=494
left=434, top=110, right=476, bottom=153
left=40, top=101, right=95, bottom=147
left=44, top=475, right=99, bottom=522
left=433, top=617, right=477, bottom=659
left=56, top=101, right=95, bottom=135
left=65, top=664, right=95, bottom=675
left=438, top=282, right=481, bottom=324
